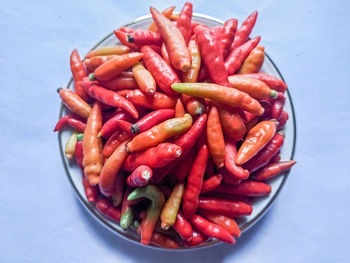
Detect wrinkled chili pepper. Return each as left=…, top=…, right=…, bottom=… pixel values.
left=96, top=198, right=121, bottom=222
left=64, top=131, right=78, bottom=159
left=128, top=185, right=165, bottom=245
left=207, top=105, right=225, bottom=168
left=70, top=49, right=90, bottom=101
left=225, top=36, right=261, bottom=75
left=277, top=111, right=289, bottom=129
left=126, top=165, right=153, bottom=187
left=83, top=103, right=103, bottom=185
left=176, top=2, right=193, bottom=44
left=224, top=137, right=250, bottom=179
left=161, top=182, right=185, bottom=229
left=148, top=6, right=175, bottom=32
left=219, top=19, right=238, bottom=57
left=230, top=11, right=258, bottom=51
left=175, top=99, right=186, bottom=117
left=191, top=215, right=235, bottom=244
left=86, top=45, right=130, bottom=58
left=172, top=211, right=193, bottom=241
left=141, top=45, right=180, bottom=95
left=130, top=109, right=175, bottom=134
left=194, top=25, right=230, bottom=87
left=254, top=160, right=296, bottom=181
left=99, top=140, right=129, bottom=196
left=216, top=180, right=272, bottom=197
left=228, top=75, right=278, bottom=99
left=184, top=227, right=209, bottom=247
left=90, top=53, right=143, bottom=82
left=237, top=73, right=287, bottom=93
left=175, top=147, right=197, bottom=181
left=101, top=76, right=138, bottom=91
left=57, top=88, right=91, bottom=118
left=243, top=131, right=285, bottom=173
left=99, top=110, right=134, bottom=138
left=123, top=143, right=182, bottom=171
left=127, top=89, right=178, bottom=110
left=84, top=55, right=117, bottom=73
left=183, top=144, right=209, bottom=218
left=199, top=210, right=240, bottom=237
left=171, top=83, right=264, bottom=116
left=150, top=7, right=191, bottom=72
left=112, top=172, right=125, bottom=206
left=238, top=46, right=265, bottom=74
left=201, top=174, right=223, bottom=193
left=132, top=62, right=156, bottom=95
left=127, top=30, right=162, bottom=46
left=270, top=92, right=286, bottom=119
left=236, top=120, right=277, bottom=165
left=84, top=80, right=139, bottom=119
left=198, top=196, right=252, bottom=217
left=127, top=114, right=193, bottom=152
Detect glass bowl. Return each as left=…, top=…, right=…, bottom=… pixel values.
left=58, top=13, right=297, bottom=250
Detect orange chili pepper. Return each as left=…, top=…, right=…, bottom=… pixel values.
left=175, top=99, right=186, bottom=117
left=83, top=103, right=103, bottom=185
left=148, top=6, right=175, bottom=32
left=161, top=182, right=185, bottom=229
left=181, top=94, right=206, bottom=117
left=228, top=75, right=277, bottom=99
left=207, top=105, right=225, bottom=168
left=171, top=83, right=264, bottom=116
left=91, top=53, right=143, bottom=82
left=84, top=55, right=118, bottom=73
left=182, top=38, right=201, bottom=83
left=127, top=113, right=193, bottom=152
left=85, top=45, right=130, bottom=58
left=132, top=62, right=156, bottom=95
left=127, top=89, right=178, bottom=109
left=57, top=88, right=91, bottom=118
left=150, top=7, right=191, bottom=72
left=236, top=120, right=277, bottom=165
left=99, top=140, right=129, bottom=196
left=238, top=46, right=265, bottom=74
left=70, top=49, right=90, bottom=101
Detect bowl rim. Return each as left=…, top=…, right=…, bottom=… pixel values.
left=58, top=12, right=297, bottom=251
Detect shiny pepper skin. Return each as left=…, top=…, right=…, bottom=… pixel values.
left=57, top=88, right=91, bottom=118
left=161, top=182, right=185, bottom=229
left=238, top=46, right=265, bottom=74
left=207, top=106, right=225, bottom=168
left=230, top=11, right=258, bottom=51
left=70, top=49, right=90, bottom=101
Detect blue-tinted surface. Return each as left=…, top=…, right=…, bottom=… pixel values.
left=1, top=0, right=349, bottom=262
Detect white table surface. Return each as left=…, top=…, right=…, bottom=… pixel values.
left=1, top=0, right=350, bottom=262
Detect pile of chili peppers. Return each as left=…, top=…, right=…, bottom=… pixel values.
left=55, top=3, right=296, bottom=249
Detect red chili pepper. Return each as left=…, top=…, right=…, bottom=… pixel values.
left=207, top=105, right=225, bottom=168
left=127, top=89, right=178, bottom=110
left=184, top=227, right=209, bottom=247
left=216, top=180, right=272, bottom=197
left=70, top=49, right=90, bottom=101
left=205, top=157, right=215, bottom=177
left=183, top=144, right=209, bottom=218
left=126, top=165, right=153, bottom=187
left=158, top=185, right=172, bottom=198
left=205, top=191, right=254, bottom=204
left=218, top=19, right=238, bottom=57
left=99, top=110, right=134, bottom=138
left=112, top=172, right=125, bottom=206
left=198, top=196, right=252, bottom=217
left=270, top=92, right=286, bottom=119
left=123, top=143, right=182, bottom=171
left=201, top=174, right=223, bottom=194
left=102, top=129, right=131, bottom=158
left=198, top=210, right=240, bottom=237
left=84, top=80, right=139, bottom=119
left=182, top=95, right=206, bottom=117
left=175, top=98, right=186, bottom=117
left=237, top=73, right=287, bottom=93
left=176, top=2, right=193, bottom=45
left=115, top=119, right=133, bottom=134
left=75, top=138, right=84, bottom=170
left=114, top=30, right=139, bottom=51
left=151, top=114, right=207, bottom=184
left=277, top=111, right=289, bottom=129
left=127, top=30, right=163, bottom=46
left=172, top=211, right=193, bottom=241
left=84, top=55, right=117, bottom=73
left=82, top=174, right=99, bottom=202
left=236, top=120, right=277, bottom=165
left=96, top=198, right=121, bottom=221
left=191, top=21, right=208, bottom=34
left=130, top=109, right=175, bottom=134
left=99, top=141, right=129, bottom=196
left=259, top=99, right=272, bottom=120
left=243, top=131, right=285, bottom=173
left=219, top=168, right=242, bottom=185
left=174, top=147, right=197, bottom=181
left=160, top=43, right=171, bottom=65
left=57, top=88, right=92, bottom=118
left=194, top=25, right=230, bottom=87
left=150, top=7, right=191, bottom=72
left=225, top=36, right=261, bottom=75
left=119, top=187, right=135, bottom=230
left=197, top=64, right=209, bottom=81
left=141, top=45, right=180, bottom=95
left=191, top=215, right=235, bottom=244
left=230, top=11, right=258, bottom=51
left=54, top=114, right=85, bottom=132
left=243, top=111, right=259, bottom=133
left=224, top=137, right=250, bottom=179
left=100, top=76, right=138, bottom=91
left=269, top=151, right=281, bottom=164
left=65, top=118, right=86, bottom=132
left=116, top=89, right=130, bottom=97
left=254, top=160, right=296, bottom=181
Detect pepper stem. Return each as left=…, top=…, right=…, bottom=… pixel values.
left=89, top=73, right=95, bottom=81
